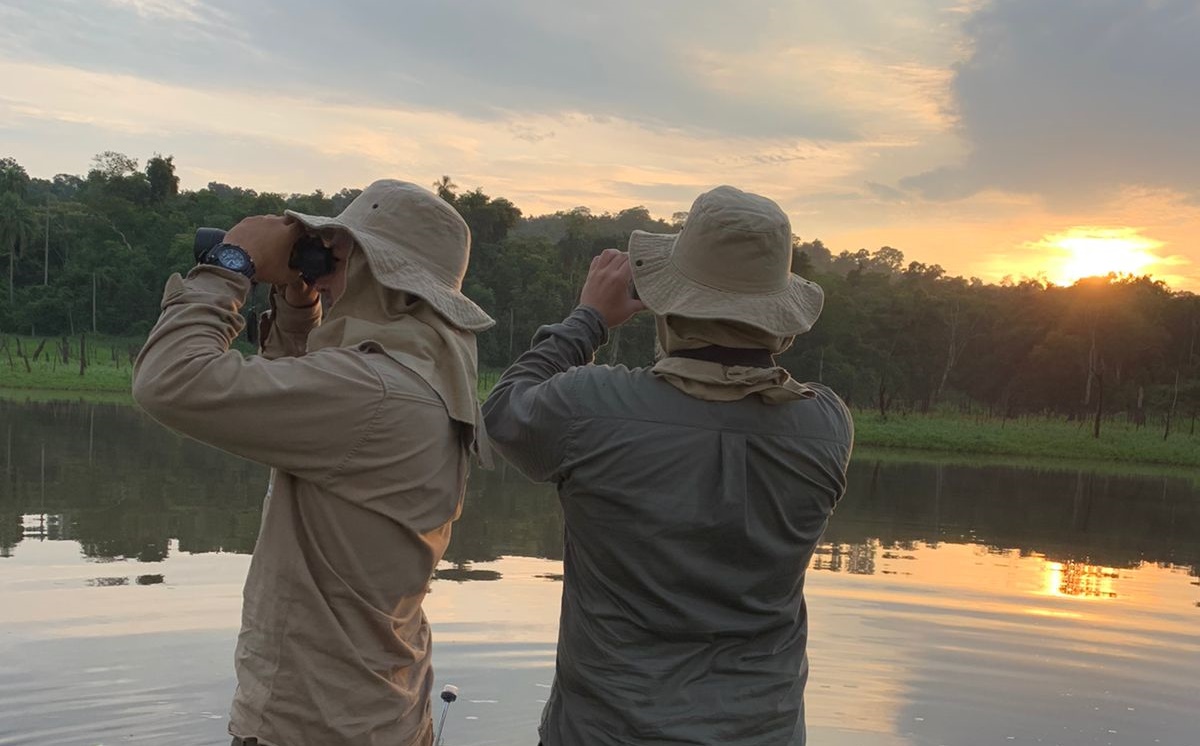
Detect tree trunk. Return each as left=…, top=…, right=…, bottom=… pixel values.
left=43, top=204, right=49, bottom=285
left=14, top=337, right=30, bottom=373
left=936, top=301, right=966, bottom=403
left=506, top=306, right=515, bottom=363
left=79, top=334, right=87, bottom=376
left=1163, top=369, right=1180, bottom=440
left=1091, top=369, right=1104, bottom=439
left=1083, top=327, right=1097, bottom=405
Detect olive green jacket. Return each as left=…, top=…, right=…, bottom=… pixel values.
left=484, top=307, right=853, bottom=746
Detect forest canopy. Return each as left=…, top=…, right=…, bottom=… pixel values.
left=1, top=154, right=1196, bottom=424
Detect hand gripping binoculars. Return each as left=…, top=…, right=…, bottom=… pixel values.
left=193, top=227, right=336, bottom=284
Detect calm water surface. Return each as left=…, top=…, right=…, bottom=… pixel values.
left=1, top=399, right=1198, bottom=745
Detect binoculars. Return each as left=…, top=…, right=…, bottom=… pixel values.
left=193, top=227, right=337, bottom=284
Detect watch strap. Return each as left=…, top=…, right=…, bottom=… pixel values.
left=200, top=243, right=256, bottom=280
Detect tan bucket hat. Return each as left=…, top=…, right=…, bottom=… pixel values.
left=628, top=185, right=824, bottom=337
left=286, top=180, right=495, bottom=332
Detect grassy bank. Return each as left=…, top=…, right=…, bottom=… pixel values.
left=0, top=335, right=139, bottom=393
left=852, top=445, right=1200, bottom=486
left=854, top=411, right=1199, bottom=468
left=6, top=351, right=1195, bottom=470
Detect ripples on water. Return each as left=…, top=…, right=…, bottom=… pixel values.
left=1, top=400, right=1197, bottom=745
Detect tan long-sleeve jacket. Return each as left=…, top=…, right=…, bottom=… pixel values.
left=134, top=267, right=467, bottom=746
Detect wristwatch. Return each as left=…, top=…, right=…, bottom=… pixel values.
left=200, top=243, right=256, bottom=280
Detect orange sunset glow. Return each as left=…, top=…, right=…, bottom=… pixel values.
left=2, top=2, right=1198, bottom=290
left=1031, top=227, right=1170, bottom=286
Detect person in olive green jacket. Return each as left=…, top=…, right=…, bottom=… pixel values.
left=484, top=186, right=853, bottom=746
left=133, top=180, right=493, bottom=746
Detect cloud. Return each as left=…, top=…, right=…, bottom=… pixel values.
left=0, top=0, right=960, bottom=141
left=0, top=57, right=899, bottom=218
left=865, top=181, right=908, bottom=202
left=104, top=0, right=225, bottom=24
left=9, top=0, right=1197, bottom=288
left=903, top=0, right=1200, bottom=205
left=509, top=124, right=555, bottom=144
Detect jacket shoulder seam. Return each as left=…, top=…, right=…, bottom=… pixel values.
left=573, top=413, right=852, bottom=444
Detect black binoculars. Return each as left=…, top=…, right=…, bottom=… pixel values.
left=193, top=227, right=337, bottom=284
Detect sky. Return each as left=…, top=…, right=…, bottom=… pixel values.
left=1, top=0, right=1197, bottom=289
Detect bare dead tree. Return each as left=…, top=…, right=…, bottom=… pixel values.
left=13, top=337, right=30, bottom=373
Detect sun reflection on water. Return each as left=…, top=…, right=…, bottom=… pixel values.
left=1041, top=559, right=1120, bottom=599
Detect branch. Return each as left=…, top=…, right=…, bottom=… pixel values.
left=100, top=216, right=134, bottom=252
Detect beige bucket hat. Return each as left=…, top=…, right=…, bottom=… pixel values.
left=286, top=180, right=495, bottom=332
left=628, top=185, right=824, bottom=337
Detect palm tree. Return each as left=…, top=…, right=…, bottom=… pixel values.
left=0, top=192, right=37, bottom=300
left=0, top=158, right=29, bottom=197
left=432, top=175, right=458, bottom=204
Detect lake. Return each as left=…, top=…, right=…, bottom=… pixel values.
left=1, top=398, right=1198, bottom=746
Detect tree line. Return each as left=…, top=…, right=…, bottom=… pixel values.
left=1, top=153, right=1197, bottom=429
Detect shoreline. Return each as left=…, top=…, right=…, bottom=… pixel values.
left=852, top=412, right=1198, bottom=469
left=1, top=386, right=134, bottom=405
left=5, top=385, right=1196, bottom=472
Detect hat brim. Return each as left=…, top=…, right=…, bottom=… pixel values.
left=628, top=230, right=824, bottom=337
left=286, top=210, right=495, bottom=332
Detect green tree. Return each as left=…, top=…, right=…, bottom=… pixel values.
left=0, top=192, right=37, bottom=303
left=433, top=175, right=458, bottom=204
left=145, top=155, right=180, bottom=202
left=0, top=158, right=30, bottom=197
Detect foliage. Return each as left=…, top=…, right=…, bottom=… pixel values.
left=0, top=154, right=1196, bottom=437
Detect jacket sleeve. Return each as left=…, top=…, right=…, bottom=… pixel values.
left=132, top=267, right=384, bottom=484
left=258, top=285, right=321, bottom=360
left=482, top=306, right=608, bottom=482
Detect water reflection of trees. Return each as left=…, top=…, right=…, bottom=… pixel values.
left=821, top=460, right=1200, bottom=579
left=812, top=540, right=878, bottom=575
left=3, top=401, right=1198, bottom=579
left=441, top=462, right=562, bottom=563
left=2, top=400, right=267, bottom=560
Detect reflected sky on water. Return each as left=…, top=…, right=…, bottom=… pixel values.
left=1, top=399, right=1197, bottom=745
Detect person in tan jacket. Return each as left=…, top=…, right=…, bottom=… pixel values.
left=133, top=180, right=494, bottom=746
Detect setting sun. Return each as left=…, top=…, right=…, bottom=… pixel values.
left=1034, top=227, right=1165, bottom=285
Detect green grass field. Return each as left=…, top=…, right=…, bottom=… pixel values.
left=853, top=411, right=1199, bottom=468
left=0, top=335, right=139, bottom=394
left=4, top=346, right=1195, bottom=470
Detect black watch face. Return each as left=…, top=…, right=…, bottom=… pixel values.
left=216, top=247, right=250, bottom=273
